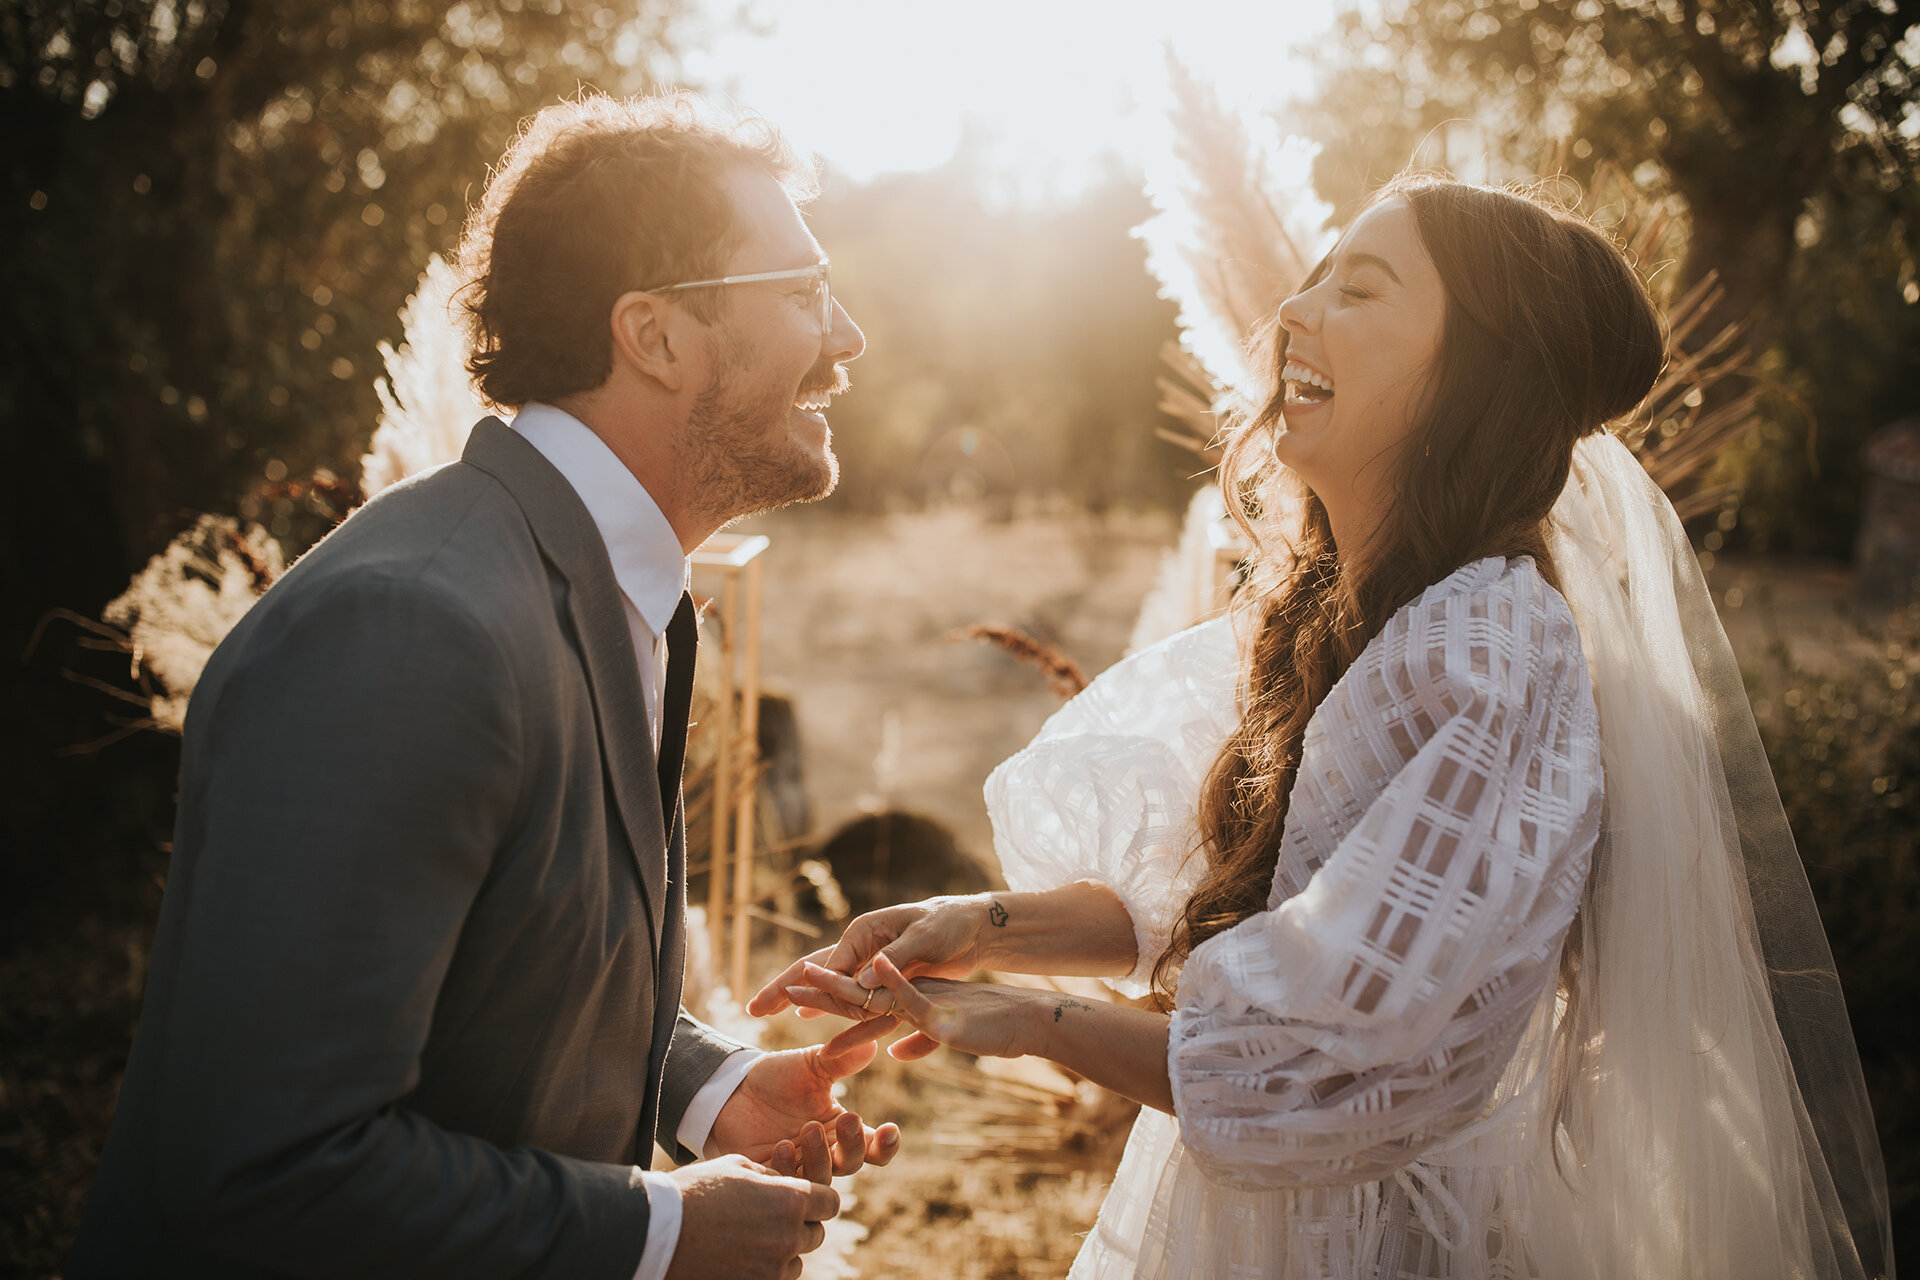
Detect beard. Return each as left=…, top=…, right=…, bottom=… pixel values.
left=679, top=331, right=848, bottom=526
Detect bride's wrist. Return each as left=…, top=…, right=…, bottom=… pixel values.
left=965, top=892, right=1010, bottom=970
left=1015, top=988, right=1056, bottom=1059
left=1024, top=989, right=1101, bottom=1061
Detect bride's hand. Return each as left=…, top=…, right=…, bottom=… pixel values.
left=747, top=895, right=993, bottom=1018
left=789, top=954, right=1043, bottom=1062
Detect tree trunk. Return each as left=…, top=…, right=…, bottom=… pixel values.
left=1674, top=184, right=1802, bottom=357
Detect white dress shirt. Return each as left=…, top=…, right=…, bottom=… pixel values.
left=512, top=404, right=762, bottom=1280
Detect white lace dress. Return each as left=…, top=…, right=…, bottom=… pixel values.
left=987, top=557, right=1602, bottom=1280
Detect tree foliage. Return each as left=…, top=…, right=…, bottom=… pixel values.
left=808, top=146, right=1190, bottom=515
left=0, top=0, right=690, bottom=623
left=1299, top=0, right=1920, bottom=552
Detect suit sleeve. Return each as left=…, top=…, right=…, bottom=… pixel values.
left=656, top=1011, right=750, bottom=1164
left=151, top=574, right=650, bottom=1279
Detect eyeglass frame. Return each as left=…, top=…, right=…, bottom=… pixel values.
left=650, top=260, right=833, bottom=336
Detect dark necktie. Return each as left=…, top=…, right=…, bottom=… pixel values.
left=655, top=591, right=698, bottom=837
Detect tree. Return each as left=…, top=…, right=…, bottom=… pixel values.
left=1306, top=0, right=1915, bottom=339
left=1, top=0, right=693, bottom=884
left=806, top=142, right=1190, bottom=515
left=1, top=0, right=691, bottom=622
left=1298, top=0, right=1920, bottom=551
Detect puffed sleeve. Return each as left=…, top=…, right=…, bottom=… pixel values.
left=985, top=617, right=1242, bottom=996
left=1169, top=573, right=1602, bottom=1188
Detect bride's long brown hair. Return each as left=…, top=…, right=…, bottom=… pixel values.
left=1151, top=176, right=1664, bottom=1001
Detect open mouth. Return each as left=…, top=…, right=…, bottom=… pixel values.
left=1282, top=360, right=1335, bottom=406
left=796, top=362, right=852, bottom=413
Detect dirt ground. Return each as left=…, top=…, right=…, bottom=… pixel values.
left=730, top=502, right=1177, bottom=861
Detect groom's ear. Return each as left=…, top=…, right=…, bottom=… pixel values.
left=608, top=290, right=684, bottom=393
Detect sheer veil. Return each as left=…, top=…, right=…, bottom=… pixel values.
left=1533, top=431, right=1893, bottom=1278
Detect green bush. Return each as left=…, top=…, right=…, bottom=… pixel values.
left=1745, top=603, right=1920, bottom=1265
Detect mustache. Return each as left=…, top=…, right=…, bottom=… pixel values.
left=799, top=359, right=851, bottom=399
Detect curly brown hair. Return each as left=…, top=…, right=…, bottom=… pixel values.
left=455, top=93, right=817, bottom=410
left=1152, top=175, right=1665, bottom=1002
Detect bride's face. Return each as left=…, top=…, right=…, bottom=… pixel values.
left=1270, top=197, right=1448, bottom=540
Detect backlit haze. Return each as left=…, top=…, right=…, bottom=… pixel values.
left=685, top=0, right=1342, bottom=200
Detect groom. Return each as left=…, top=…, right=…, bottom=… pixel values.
left=70, top=95, right=891, bottom=1279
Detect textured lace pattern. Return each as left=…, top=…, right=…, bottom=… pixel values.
left=986, top=615, right=1242, bottom=997
left=988, top=557, right=1603, bottom=1278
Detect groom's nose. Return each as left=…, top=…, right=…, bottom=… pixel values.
left=825, top=297, right=865, bottom=364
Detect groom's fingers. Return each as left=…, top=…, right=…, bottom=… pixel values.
left=810, top=1033, right=880, bottom=1080
left=824, top=1113, right=901, bottom=1176
left=799, top=1121, right=832, bottom=1184
left=824, top=1013, right=898, bottom=1056
left=866, top=1121, right=902, bottom=1165
left=889, top=1031, right=942, bottom=1061
left=829, top=1111, right=867, bottom=1177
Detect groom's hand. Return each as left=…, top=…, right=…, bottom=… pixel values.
left=707, top=1041, right=901, bottom=1179
left=748, top=895, right=990, bottom=1017
left=666, top=1154, right=838, bottom=1280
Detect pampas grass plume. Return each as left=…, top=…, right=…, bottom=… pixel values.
left=360, top=254, right=485, bottom=498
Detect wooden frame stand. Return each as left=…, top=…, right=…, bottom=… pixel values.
left=690, top=533, right=768, bottom=1007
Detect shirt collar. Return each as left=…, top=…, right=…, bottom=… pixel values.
left=509, top=402, right=688, bottom=637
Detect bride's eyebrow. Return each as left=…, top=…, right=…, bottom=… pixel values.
left=1339, top=251, right=1402, bottom=284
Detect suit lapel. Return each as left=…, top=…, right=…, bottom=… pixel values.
left=461, top=417, right=669, bottom=957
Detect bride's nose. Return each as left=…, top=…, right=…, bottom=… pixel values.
left=1277, top=286, right=1317, bottom=337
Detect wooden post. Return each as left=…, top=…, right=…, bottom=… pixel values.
left=729, top=553, right=763, bottom=1004
left=689, top=534, right=770, bottom=1007
left=706, top=574, right=737, bottom=976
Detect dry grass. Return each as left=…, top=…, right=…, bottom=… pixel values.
left=757, top=1010, right=1132, bottom=1280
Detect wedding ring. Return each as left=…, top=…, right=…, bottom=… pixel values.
left=859, top=986, right=878, bottom=1015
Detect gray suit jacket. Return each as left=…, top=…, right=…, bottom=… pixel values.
left=70, top=419, right=743, bottom=1278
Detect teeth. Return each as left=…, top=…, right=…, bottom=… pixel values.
left=1281, top=361, right=1334, bottom=394
left=795, top=394, right=831, bottom=411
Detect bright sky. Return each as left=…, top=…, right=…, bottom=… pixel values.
left=683, top=0, right=1342, bottom=199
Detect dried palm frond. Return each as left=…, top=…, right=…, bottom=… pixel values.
left=1139, top=54, right=1333, bottom=391
left=1155, top=340, right=1230, bottom=463
left=947, top=625, right=1089, bottom=699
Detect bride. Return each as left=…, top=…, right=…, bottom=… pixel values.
left=751, top=176, right=1893, bottom=1279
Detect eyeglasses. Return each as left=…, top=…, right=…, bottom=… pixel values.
left=653, top=260, right=833, bottom=336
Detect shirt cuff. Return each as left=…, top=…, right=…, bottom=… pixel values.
left=631, top=1170, right=681, bottom=1280
left=676, top=1047, right=762, bottom=1160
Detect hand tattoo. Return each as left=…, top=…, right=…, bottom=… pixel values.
left=987, top=900, right=1009, bottom=927
left=1052, top=998, right=1095, bottom=1022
